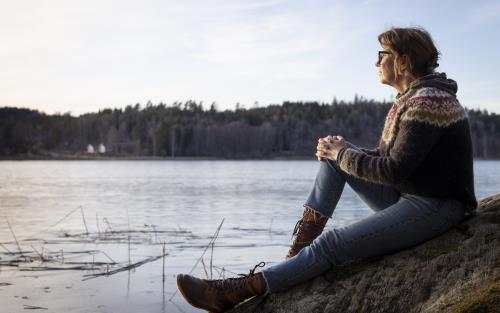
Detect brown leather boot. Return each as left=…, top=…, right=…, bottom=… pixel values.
left=176, top=262, right=267, bottom=313
left=286, top=207, right=328, bottom=258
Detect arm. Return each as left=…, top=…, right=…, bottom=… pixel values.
left=336, top=110, right=444, bottom=185
left=359, top=147, right=380, bottom=157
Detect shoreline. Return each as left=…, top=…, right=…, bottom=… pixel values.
left=0, top=152, right=316, bottom=161
left=0, top=156, right=317, bottom=161
left=0, top=153, right=499, bottom=161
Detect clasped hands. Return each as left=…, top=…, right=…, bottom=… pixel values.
left=315, top=135, right=347, bottom=161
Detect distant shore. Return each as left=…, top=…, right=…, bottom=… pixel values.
left=0, top=152, right=315, bottom=161
left=1, top=153, right=499, bottom=161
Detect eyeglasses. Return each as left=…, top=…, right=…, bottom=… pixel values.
left=377, top=50, right=392, bottom=64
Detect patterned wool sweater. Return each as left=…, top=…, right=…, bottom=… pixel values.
left=337, top=73, right=477, bottom=212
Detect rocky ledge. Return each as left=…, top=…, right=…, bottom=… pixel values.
left=230, top=194, right=500, bottom=313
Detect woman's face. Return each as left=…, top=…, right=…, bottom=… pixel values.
left=376, top=45, right=397, bottom=87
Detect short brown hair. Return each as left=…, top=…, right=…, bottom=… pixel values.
left=378, top=27, right=440, bottom=78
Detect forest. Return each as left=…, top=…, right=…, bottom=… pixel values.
left=1, top=97, right=499, bottom=159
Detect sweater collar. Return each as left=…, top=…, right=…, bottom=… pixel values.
left=396, top=72, right=458, bottom=99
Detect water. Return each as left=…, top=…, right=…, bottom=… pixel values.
left=0, top=160, right=498, bottom=313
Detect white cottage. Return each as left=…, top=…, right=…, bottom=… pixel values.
left=98, top=143, right=106, bottom=154
left=86, top=144, right=95, bottom=154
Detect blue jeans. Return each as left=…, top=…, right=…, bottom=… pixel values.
left=261, top=145, right=465, bottom=293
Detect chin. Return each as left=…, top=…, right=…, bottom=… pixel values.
left=379, top=76, right=393, bottom=86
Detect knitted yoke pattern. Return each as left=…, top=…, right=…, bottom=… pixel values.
left=337, top=73, right=477, bottom=212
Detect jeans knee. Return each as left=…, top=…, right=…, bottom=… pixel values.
left=325, top=159, right=340, bottom=172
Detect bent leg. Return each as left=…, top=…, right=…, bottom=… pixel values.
left=264, top=195, right=465, bottom=293
left=304, top=143, right=400, bottom=217
left=336, top=159, right=401, bottom=212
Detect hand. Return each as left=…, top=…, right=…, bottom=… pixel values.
left=315, top=135, right=347, bottom=161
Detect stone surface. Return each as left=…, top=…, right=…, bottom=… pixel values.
left=230, top=194, right=500, bottom=313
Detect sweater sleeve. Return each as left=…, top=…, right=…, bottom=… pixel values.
left=359, top=147, right=380, bottom=156
left=336, top=109, right=444, bottom=185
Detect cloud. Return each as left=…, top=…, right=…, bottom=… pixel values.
left=3, top=1, right=497, bottom=114
left=188, top=3, right=354, bottom=82
left=0, top=0, right=363, bottom=114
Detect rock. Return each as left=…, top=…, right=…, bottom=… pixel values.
left=230, top=194, right=500, bottom=313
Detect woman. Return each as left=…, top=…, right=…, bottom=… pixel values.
left=176, top=27, right=477, bottom=313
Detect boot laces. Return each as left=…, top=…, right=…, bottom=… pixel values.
left=211, top=262, right=265, bottom=291
left=291, top=209, right=327, bottom=239
left=291, top=218, right=304, bottom=239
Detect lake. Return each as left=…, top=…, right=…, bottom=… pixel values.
left=0, top=160, right=498, bottom=313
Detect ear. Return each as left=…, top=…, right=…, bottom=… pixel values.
left=399, top=54, right=412, bottom=73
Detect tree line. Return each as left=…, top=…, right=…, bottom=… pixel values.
left=1, top=98, right=499, bottom=159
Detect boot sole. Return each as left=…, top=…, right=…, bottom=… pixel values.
left=176, top=274, right=221, bottom=313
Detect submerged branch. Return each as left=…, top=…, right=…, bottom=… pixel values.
left=82, top=252, right=168, bottom=281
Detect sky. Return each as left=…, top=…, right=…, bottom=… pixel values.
left=1, top=0, right=499, bottom=115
